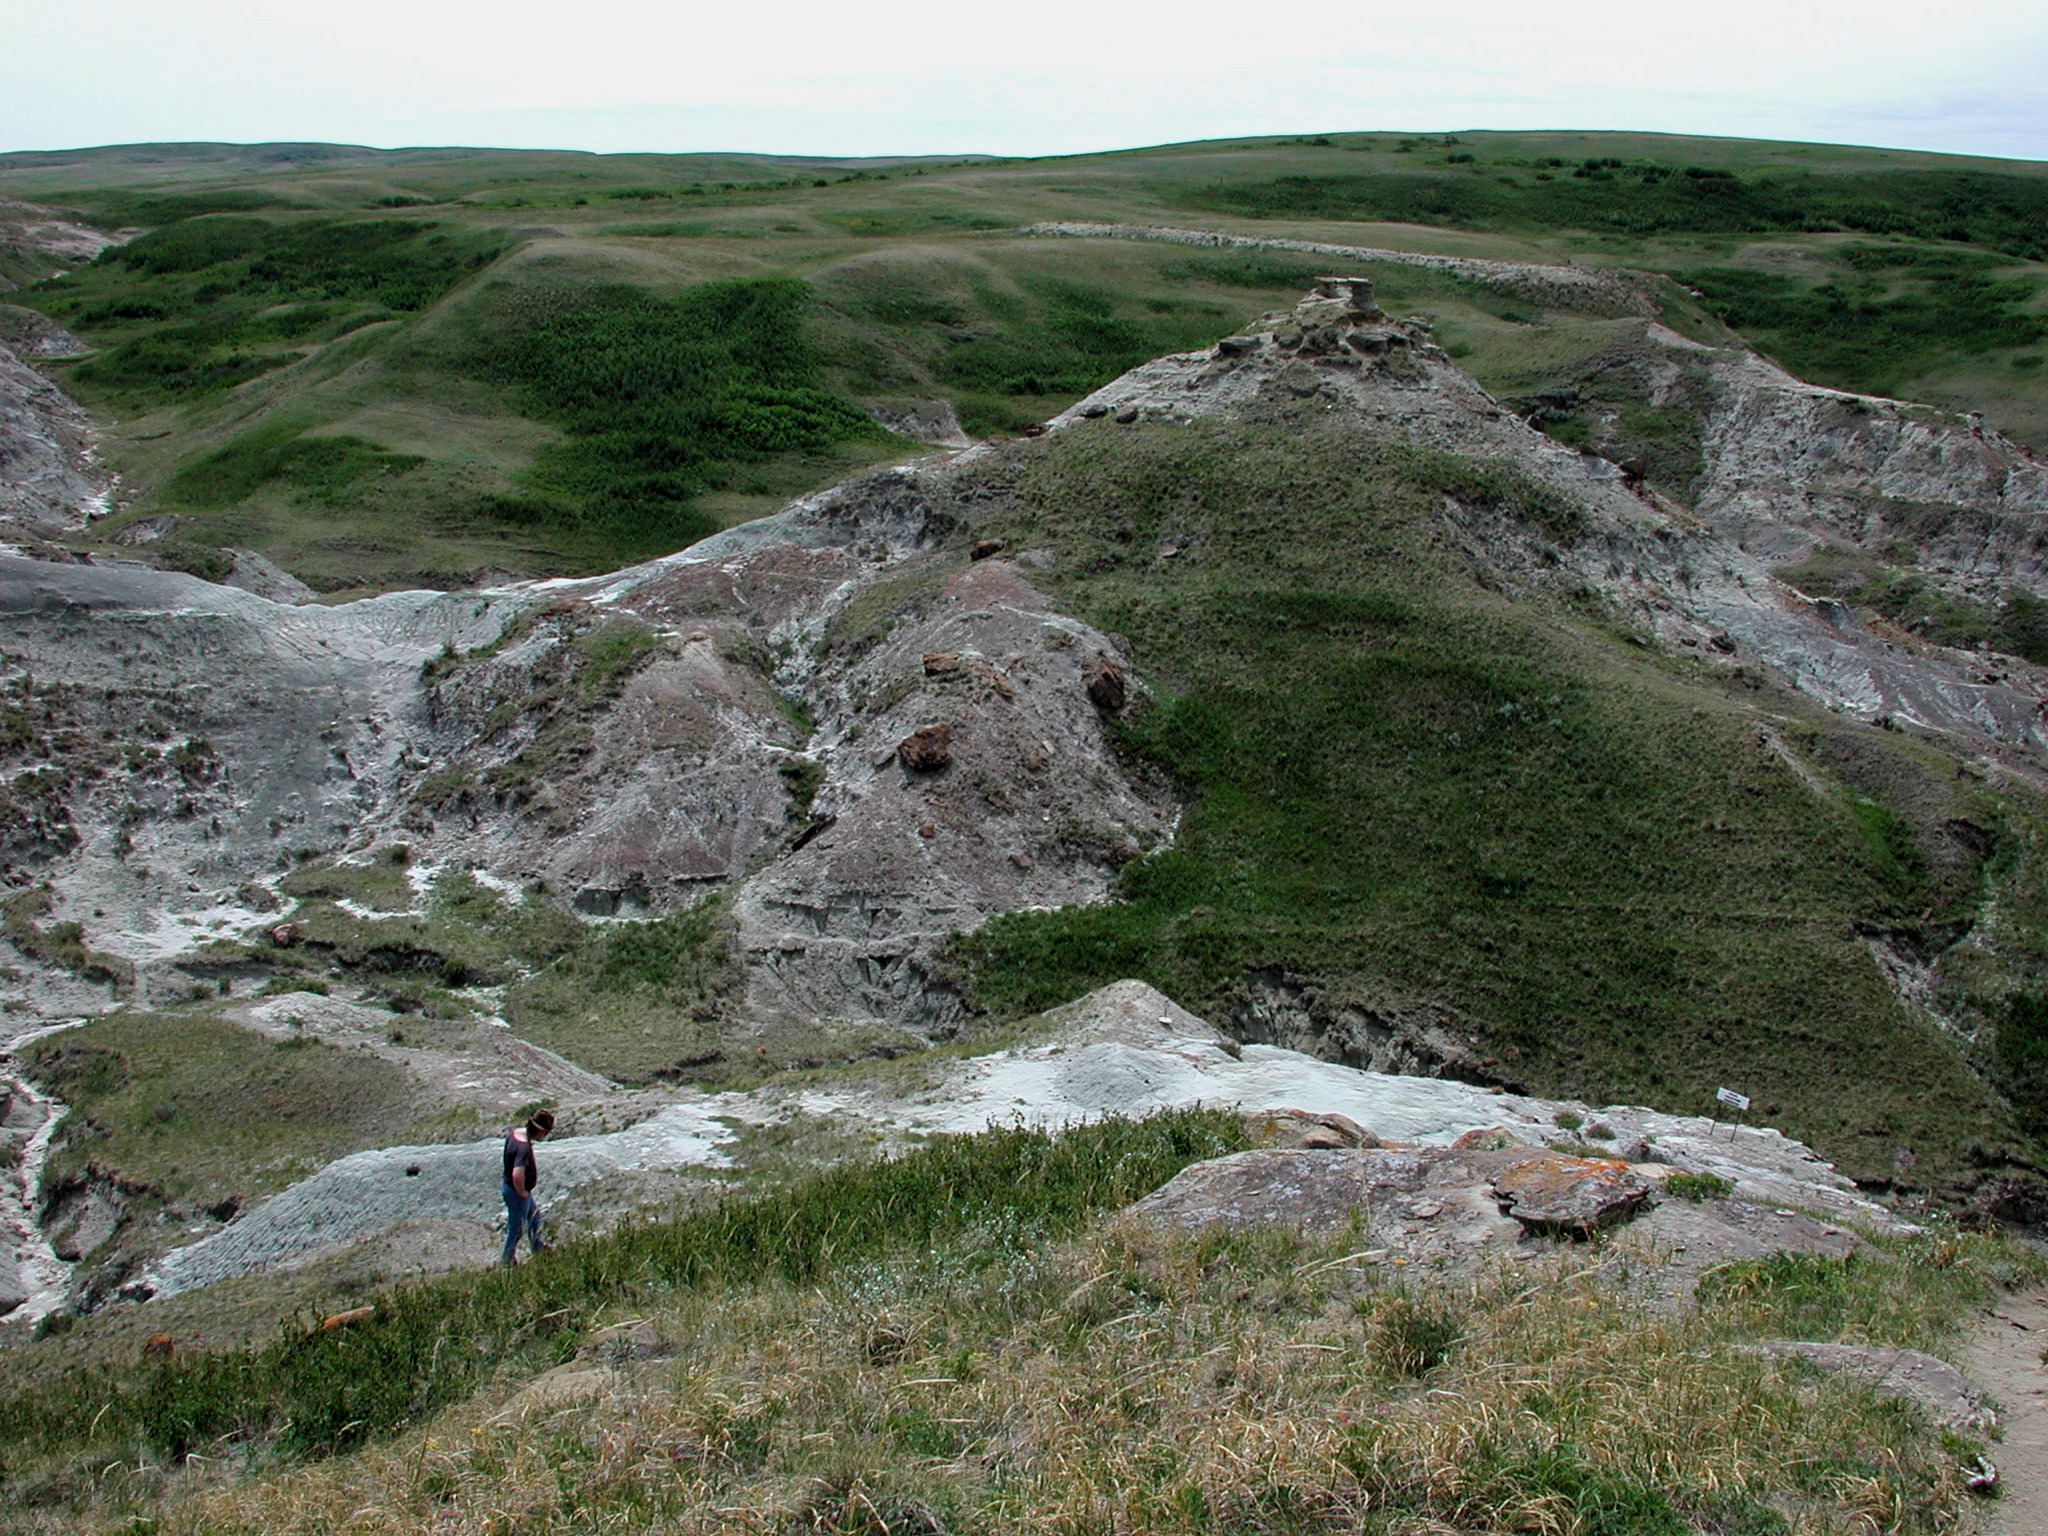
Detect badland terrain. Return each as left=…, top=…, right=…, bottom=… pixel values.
left=1, top=129, right=2048, bottom=1533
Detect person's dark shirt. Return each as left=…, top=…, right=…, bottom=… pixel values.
left=503, top=1129, right=538, bottom=1192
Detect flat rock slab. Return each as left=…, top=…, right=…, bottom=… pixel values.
left=1491, top=1154, right=1653, bottom=1235
left=1750, top=1341, right=1992, bottom=1436
left=1124, top=1148, right=1438, bottom=1233
left=1122, top=1146, right=1536, bottom=1267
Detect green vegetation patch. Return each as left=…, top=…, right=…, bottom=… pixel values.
left=47, top=1200, right=2034, bottom=1535
left=21, top=1011, right=458, bottom=1214
left=449, top=276, right=883, bottom=551
left=278, top=846, right=418, bottom=913
left=947, top=423, right=2005, bottom=1182
left=937, top=275, right=1194, bottom=405
left=501, top=901, right=737, bottom=1082
left=1685, top=247, right=2047, bottom=397
left=287, top=868, right=581, bottom=992
left=162, top=420, right=423, bottom=510
left=31, top=216, right=502, bottom=406
left=1175, top=166, right=2048, bottom=262
left=2, top=888, right=131, bottom=986
left=1778, top=551, right=2048, bottom=663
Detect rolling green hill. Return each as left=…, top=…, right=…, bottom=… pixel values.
left=5, top=130, right=2045, bottom=592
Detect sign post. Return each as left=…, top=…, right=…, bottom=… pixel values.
left=1715, top=1086, right=1750, bottom=1139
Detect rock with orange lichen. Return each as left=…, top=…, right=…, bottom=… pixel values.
left=1490, top=1154, right=1654, bottom=1235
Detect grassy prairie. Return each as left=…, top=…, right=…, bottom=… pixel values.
left=3, top=131, right=2044, bottom=590
left=0, top=1112, right=2032, bottom=1534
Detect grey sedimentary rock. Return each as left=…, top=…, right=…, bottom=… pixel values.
left=0, top=341, right=105, bottom=531
left=0, top=1249, right=27, bottom=1317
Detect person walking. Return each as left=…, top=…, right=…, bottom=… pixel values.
left=501, top=1109, right=555, bottom=1265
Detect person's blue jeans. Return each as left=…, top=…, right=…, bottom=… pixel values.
left=501, top=1181, right=545, bottom=1264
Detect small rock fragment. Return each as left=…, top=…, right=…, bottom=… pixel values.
left=1244, top=1108, right=1379, bottom=1150
left=580, top=1319, right=665, bottom=1364
left=1085, top=657, right=1126, bottom=712
left=1114, top=405, right=1139, bottom=424
left=918, top=823, right=936, bottom=839
left=897, top=724, right=954, bottom=773
left=1451, top=1125, right=1519, bottom=1152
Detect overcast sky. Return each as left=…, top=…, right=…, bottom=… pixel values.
left=5, top=0, right=2046, bottom=163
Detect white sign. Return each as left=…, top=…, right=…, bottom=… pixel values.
left=1715, top=1087, right=1751, bottom=1112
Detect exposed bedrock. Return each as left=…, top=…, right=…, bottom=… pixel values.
left=0, top=466, right=1171, bottom=1032
left=4, top=271, right=2048, bottom=1050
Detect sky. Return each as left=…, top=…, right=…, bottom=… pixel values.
left=5, top=0, right=2047, bottom=163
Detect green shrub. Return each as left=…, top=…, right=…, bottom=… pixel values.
left=454, top=277, right=880, bottom=549
left=162, top=423, right=422, bottom=509
left=1998, top=991, right=2048, bottom=1138
left=1663, top=1171, right=1735, bottom=1202
left=1364, top=1291, right=1464, bottom=1377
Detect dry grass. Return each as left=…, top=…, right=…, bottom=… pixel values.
left=137, top=1222, right=2032, bottom=1536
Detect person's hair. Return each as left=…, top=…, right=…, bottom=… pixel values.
left=527, top=1109, right=556, bottom=1136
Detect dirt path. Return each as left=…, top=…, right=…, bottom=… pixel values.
left=1965, top=1290, right=2048, bottom=1533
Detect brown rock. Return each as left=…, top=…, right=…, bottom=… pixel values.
left=1010, top=852, right=1034, bottom=870
left=1451, top=1125, right=1520, bottom=1152
left=897, top=724, right=953, bottom=773
left=1085, top=657, right=1126, bottom=712
left=923, top=652, right=962, bottom=676
left=918, top=823, right=936, bottom=839
left=1245, top=1108, right=1379, bottom=1150
left=970, top=539, right=1007, bottom=561
left=1491, top=1155, right=1652, bottom=1235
